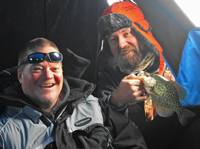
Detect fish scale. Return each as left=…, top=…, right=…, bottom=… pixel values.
left=138, top=71, right=195, bottom=126
left=152, top=75, right=179, bottom=109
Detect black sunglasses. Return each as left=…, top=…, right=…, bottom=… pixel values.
left=19, top=52, right=63, bottom=67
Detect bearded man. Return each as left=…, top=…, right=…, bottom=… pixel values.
left=96, top=1, right=170, bottom=133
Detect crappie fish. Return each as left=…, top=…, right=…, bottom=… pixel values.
left=137, top=71, right=195, bottom=126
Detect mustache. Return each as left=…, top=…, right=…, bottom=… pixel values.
left=119, top=45, right=138, bottom=56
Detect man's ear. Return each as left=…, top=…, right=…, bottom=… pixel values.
left=17, top=69, right=23, bottom=84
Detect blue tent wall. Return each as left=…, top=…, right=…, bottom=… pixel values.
left=176, top=28, right=200, bottom=106
left=134, top=0, right=195, bottom=76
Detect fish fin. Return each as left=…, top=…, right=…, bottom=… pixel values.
left=171, top=81, right=187, bottom=102
left=146, top=94, right=152, bottom=104
left=153, top=100, right=174, bottom=117
left=176, top=107, right=195, bottom=126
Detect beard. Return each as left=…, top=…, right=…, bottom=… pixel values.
left=117, top=44, right=148, bottom=74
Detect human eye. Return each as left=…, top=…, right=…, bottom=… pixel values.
left=109, top=37, right=117, bottom=43
left=124, top=31, right=130, bottom=36
left=32, top=66, right=43, bottom=72
left=52, top=66, right=62, bottom=72
left=53, top=68, right=58, bottom=71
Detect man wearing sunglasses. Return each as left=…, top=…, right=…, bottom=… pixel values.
left=0, top=37, right=147, bottom=149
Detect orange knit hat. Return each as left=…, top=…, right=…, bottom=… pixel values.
left=97, top=1, right=164, bottom=75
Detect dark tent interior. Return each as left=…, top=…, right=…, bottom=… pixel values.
left=1, top=0, right=200, bottom=148
left=0, top=0, right=108, bottom=87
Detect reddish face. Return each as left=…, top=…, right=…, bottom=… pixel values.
left=18, top=46, right=63, bottom=111
left=108, top=27, right=144, bottom=73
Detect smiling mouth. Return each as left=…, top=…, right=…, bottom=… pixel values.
left=38, top=84, right=54, bottom=87
left=122, top=50, right=131, bottom=56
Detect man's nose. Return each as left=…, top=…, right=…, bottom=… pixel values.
left=43, top=68, right=53, bottom=79
left=118, top=36, right=127, bottom=48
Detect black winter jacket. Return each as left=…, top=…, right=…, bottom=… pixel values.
left=0, top=66, right=147, bottom=149
left=97, top=57, right=160, bottom=133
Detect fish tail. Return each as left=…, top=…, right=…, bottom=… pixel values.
left=176, top=107, right=195, bottom=126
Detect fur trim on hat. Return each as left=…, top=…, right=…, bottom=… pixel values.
left=97, top=13, right=132, bottom=40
